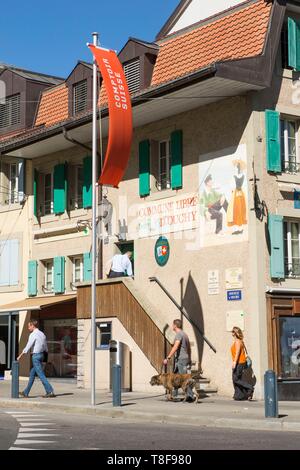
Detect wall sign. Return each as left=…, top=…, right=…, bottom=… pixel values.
left=225, top=267, right=243, bottom=289
left=208, top=270, right=219, bottom=295
left=226, top=311, right=245, bottom=332
left=227, top=290, right=242, bottom=301
left=155, top=236, right=170, bottom=266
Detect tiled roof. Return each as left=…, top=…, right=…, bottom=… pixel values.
left=35, top=84, right=69, bottom=127
left=151, top=0, right=272, bottom=86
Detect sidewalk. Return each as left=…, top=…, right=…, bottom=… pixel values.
left=1, top=379, right=300, bottom=432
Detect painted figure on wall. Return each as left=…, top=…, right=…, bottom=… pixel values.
left=199, top=145, right=248, bottom=247
left=199, top=174, right=228, bottom=235
left=227, top=159, right=247, bottom=235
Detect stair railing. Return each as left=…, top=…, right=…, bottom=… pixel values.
left=149, top=276, right=216, bottom=354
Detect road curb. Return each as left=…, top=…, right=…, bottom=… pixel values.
left=0, top=398, right=297, bottom=433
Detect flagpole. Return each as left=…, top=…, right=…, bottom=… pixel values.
left=91, top=31, right=98, bottom=407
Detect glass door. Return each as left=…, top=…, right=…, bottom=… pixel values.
left=0, top=313, right=19, bottom=376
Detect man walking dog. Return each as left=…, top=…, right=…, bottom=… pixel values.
left=17, top=320, right=55, bottom=398
left=163, top=319, right=194, bottom=402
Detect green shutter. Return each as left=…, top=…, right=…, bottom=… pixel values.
left=28, top=260, right=37, bottom=297
left=83, top=252, right=92, bottom=281
left=268, top=214, right=284, bottom=279
left=139, top=140, right=150, bottom=197
left=83, top=156, right=92, bottom=208
left=54, top=256, right=65, bottom=294
left=171, top=130, right=183, bottom=189
left=265, top=110, right=281, bottom=173
left=33, top=169, right=38, bottom=218
left=288, top=17, right=300, bottom=71
left=54, top=164, right=66, bottom=214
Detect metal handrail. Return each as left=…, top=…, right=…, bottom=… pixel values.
left=149, top=276, right=217, bottom=353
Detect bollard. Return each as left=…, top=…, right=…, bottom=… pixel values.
left=112, top=364, right=122, bottom=407
left=11, top=361, right=19, bottom=399
left=264, top=369, right=278, bottom=418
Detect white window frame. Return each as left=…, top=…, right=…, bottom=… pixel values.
left=72, top=256, right=83, bottom=284
left=280, top=119, right=299, bottom=174
left=44, top=260, right=54, bottom=292
left=44, top=172, right=53, bottom=215
left=74, top=165, right=83, bottom=210
left=158, top=140, right=171, bottom=191
left=9, top=163, right=18, bottom=204
left=284, top=220, right=300, bottom=278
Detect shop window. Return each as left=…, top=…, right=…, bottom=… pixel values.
left=96, top=322, right=112, bottom=350
left=43, top=260, right=54, bottom=293
left=284, top=220, right=300, bottom=278
left=280, top=119, right=300, bottom=174
left=279, top=316, right=300, bottom=379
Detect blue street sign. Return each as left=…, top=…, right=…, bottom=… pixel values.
left=227, top=290, right=242, bottom=301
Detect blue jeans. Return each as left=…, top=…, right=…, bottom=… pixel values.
left=173, top=358, right=194, bottom=400
left=23, top=353, right=53, bottom=396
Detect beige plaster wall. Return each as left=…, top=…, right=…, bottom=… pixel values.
left=80, top=317, right=158, bottom=392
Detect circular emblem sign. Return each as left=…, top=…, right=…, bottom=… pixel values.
left=155, top=236, right=170, bottom=267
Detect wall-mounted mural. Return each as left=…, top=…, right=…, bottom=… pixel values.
left=198, top=144, right=248, bottom=247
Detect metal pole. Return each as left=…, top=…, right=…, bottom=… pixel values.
left=91, top=31, right=98, bottom=407
left=264, top=369, right=278, bottom=418
left=112, top=364, right=122, bottom=406
left=11, top=361, right=19, bottom=399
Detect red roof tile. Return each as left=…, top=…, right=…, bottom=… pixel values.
left=151, top=0, right=272, bottom=86
left=35, top=84, right=69, bottom=127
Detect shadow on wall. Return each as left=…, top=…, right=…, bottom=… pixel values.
left=181, top=272, right=204, bottom=371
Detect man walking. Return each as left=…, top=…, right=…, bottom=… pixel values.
left=107, top=251, right=133, bottom=278
left=163, top=319, right=194, bottom=402
left=17, top=320, right=55, bottom=398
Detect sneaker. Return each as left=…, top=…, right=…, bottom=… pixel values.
left=43, top=392, right=56, bottom=398
left=185, top=396, right=195, bottom=403
left=19, top=391, right=28, bottom=398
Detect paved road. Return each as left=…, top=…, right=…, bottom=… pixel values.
left=1, top=408, right=300, bottom=450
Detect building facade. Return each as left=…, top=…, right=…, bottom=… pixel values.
left=1, top=0, right=300, bottom=399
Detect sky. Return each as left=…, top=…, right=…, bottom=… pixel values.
left=0, top=0, right=179, bottom=78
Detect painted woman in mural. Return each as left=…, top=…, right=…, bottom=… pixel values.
left=227, top=160, right=247, bottom=234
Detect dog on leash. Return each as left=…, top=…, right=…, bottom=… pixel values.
left=150, top=372, right=201, bottom=403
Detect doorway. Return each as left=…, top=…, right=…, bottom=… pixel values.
left=116, top=241, right=134, bottom=274
left=0, top=312, right=19, bottom=377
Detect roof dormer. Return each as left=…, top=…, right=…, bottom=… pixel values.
left=118, top=38, right=159, bottom=93
left=0, top=67, right=63, bottom=136
left=66, top=61, right=93, bottom=117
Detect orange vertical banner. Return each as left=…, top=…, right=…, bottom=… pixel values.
left=89, top=45, right=133, bottom=188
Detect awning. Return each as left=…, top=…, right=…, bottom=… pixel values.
left=0, top=294, right=76, bottom=313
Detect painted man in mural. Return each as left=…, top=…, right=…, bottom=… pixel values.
left=227, top=160, right=247, bottom=235
left=200, top=174, right=228, bottom=234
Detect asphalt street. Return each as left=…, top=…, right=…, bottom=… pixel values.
left=1, top=408, right=300, bottom=450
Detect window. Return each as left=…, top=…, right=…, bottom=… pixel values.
left=0, top=239, right=19, bottom=287
left=159, top=140, right=171, bottom=190
left=75, top=166, right=83, bottom=209
left=0, top=94, right=21, bottom=129
left=281, top=21, right=292, bottom=70
left=73, top=80, right=88, bottom=115
left=280, top=119, right=299, bottom=173
left=44, top=173, right=53, bottom=215
left=284, top=220, right=300, bottom=278
left=72, top=256, right=83, bottom=284
left=44, top=260, right=54, bottom=292
left=123, top=59, right=141, bottom=94
left=9, top=163, right=18, bottom=204
left=96, top=322, right=112, bottom=350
